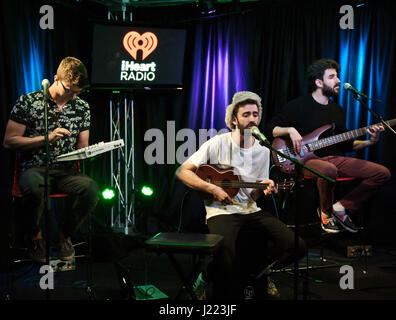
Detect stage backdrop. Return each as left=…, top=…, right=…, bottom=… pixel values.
left=1, top=0, right=395, bottom=238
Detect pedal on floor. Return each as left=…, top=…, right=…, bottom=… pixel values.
left=49, top=257, right=76, bottom=272
left=347, top=245, right=372, bottom=257
left=133, top=285, right=168, bottom=300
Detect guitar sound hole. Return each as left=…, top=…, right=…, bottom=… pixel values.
left=221, top=179, right=232, bottom=188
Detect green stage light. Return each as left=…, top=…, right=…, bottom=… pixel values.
left=141, top=186, right=154, bottom=197
left=102, top=188, right=116, bottom=200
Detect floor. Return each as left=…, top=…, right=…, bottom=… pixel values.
left=2, top=232, right=396, bottom=302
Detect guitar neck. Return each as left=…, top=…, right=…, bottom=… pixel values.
left=214, top=181, right=268, bottom=189
left=309, top=119, right=396, bottom=151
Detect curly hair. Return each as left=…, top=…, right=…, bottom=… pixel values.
left=56, top=57, right=89, bottom=88
left=307, top=58, right=340, bottom=92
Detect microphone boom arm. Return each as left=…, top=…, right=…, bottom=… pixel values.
left=250, top=127, right=335, bottom=183
left=351, top=93, right=396, bottom=136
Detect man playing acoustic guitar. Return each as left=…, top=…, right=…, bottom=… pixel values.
left=176, top=91, right=306, bottom=300
left=265, top=59, right=391, bottom=234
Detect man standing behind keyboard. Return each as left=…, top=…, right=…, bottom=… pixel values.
left=3, top=57, right=99, bottom=263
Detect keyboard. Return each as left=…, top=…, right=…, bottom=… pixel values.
left=56, top=139, right=124, bottom=162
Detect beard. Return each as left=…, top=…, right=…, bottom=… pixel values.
left=235, top=120, right=257, bottom=135
left=322, top=83, right=340, bottom=97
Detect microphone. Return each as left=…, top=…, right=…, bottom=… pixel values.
left=343, top=83, right=368, bottom=98
left=251, top=126, right=270, bottom=146
left=42, top=79, right=50, bottom=98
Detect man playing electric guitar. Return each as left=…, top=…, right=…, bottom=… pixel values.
left=176, top=91, right=306, bottom=300
left=265, top=59, right=391, bottom=234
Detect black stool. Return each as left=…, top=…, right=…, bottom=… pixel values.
left=145, top=232, right=223, bottom=300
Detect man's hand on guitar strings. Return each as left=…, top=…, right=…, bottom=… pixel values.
left=288, top=127, right=303, bottom=154
left=210, top=184, right=233, bottom=205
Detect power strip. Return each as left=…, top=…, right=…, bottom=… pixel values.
left=347, top=245, right=372, bottom=257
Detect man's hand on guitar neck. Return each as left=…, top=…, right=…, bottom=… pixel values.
left=367, top=125, right=384, bottom=144
left=251, top=179, right=277, bottom=201
left=273, top=126, right=303, bottom=153
left=353, top=124, right=384, bottom=150
left=262, top=179, right=277, bottom=196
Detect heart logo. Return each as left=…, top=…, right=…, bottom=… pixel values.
left=123, top=31, right=158, bottom=61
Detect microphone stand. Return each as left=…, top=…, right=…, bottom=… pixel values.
left=352, top=93, right=396, bottom=135
left=43, top=89, right=51, bottom=301
left=255, top=136, right=334, bottom=300
left=82, top=159, right=97, bottom=300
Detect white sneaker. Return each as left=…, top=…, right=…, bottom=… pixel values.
left=333, top=201, right=346, bottom=214
left=332, top=202, right=359, bottom=233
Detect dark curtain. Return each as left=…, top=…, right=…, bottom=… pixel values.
left=0, top=0, right=196, bottom=235
left=249, top=1, right=396, bottom=171
left=248, top=1, right=341, bottom=123
left=1, top=0, right=396, bottom=237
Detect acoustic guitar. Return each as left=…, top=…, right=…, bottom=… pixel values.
left=195, top=164, right=294, bottom=200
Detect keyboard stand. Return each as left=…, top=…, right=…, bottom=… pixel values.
left=145, top=232, right=224, bottom=300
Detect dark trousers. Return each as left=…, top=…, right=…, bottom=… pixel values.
left=18, top=167, right=99, bottom=239
left=206, top=211, right=306, bottom=299
left=303, top=156, right=391, bottom=215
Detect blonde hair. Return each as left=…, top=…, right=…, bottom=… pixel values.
left=56, top=57, right=89, bottom=88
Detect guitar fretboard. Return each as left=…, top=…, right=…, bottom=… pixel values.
left=308, top=119, right=396, bottom=151
left=216, top=181, right=269, bottom=189
left=214, top=181, right=294, bottom=190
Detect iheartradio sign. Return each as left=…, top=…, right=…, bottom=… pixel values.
left=120, top=31, right=158, bottom=81
left=123, top=31, right=158, bottom=60
left=91, top=25, right=186, bottom=86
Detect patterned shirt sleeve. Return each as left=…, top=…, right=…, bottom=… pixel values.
left=80, top=100, right=91, bottom=132
left=9, top=95, right=29, bottom=125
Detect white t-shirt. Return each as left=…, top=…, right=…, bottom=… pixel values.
left=187, top=132, right=270, bottom=221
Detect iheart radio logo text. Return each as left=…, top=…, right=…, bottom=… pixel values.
left=123, top=31, right=158, bottom=61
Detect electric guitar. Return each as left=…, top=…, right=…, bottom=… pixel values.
left=272, top=119, right=396, bottom=174
left=195, top=164, right=295, bottom=200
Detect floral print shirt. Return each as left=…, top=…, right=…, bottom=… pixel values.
left=9, top=90, right=90, bottom=171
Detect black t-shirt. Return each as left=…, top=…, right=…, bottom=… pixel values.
left=265, top=94, right=354, bottom=157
